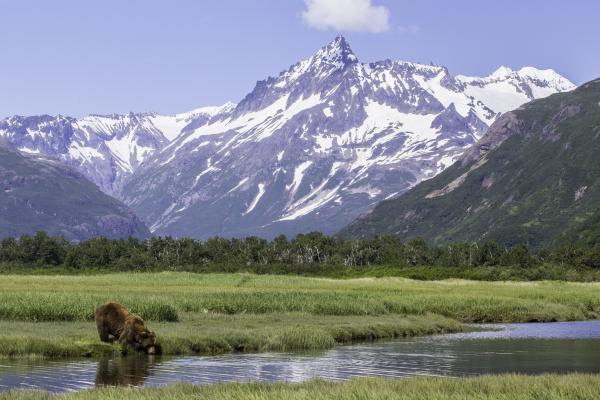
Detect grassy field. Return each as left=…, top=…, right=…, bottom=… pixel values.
left=1, top=272, right=599, bottom=321
left=0, top=272, right=599, bottom=358
left=1, top=375, right=599, bottom=399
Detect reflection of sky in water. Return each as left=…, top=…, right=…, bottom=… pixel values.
left=1, top=321, right=600, bottom=393
left=450, top=320, right=600, bottom=339
left=0, top=360, right=98, bottom=392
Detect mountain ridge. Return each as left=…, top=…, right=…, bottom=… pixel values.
left=0, top=104, right=235, bottom=195
left=339, top=78, right=600, bottom=247
left=121, top=37, right=575, bottom=238
left=0, top=37, right=576, bottom=239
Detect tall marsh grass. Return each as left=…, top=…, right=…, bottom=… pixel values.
left=0, top=273, right=598, bottom=323
left=0, top=293, right=179, bottom=322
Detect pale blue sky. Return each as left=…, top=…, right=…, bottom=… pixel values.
left=1, top=0, right=598, bottom=118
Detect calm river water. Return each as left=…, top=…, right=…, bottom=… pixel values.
left=1, top=321, right=599, bottom=392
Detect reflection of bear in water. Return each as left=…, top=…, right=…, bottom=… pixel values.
left=95, top=302, right=156, bottom=354
left=95, top=356, right=155, bottom=386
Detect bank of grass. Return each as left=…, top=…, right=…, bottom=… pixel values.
left=0, top=313, right=463, bottom=358
left=2, top=375, right=600, bottom=400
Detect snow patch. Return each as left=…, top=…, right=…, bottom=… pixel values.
left=227, top=177, right=249, bottom=194
left=244, top=183, right=266, bottom=215
left=287, top=161, right=313, bottom=198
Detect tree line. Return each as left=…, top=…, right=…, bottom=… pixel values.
left=1, top=231, right=599, bottom=272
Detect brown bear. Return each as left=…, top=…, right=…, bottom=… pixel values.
left=95, top=302, right=156, bottom=354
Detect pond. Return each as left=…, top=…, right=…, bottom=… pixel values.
left=1, top=321, right=599, bottom=393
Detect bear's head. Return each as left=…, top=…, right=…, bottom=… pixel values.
left=134, top=329, right=156, bottom=354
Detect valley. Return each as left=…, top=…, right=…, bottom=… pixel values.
left=1, top=4, right=599, bottom=398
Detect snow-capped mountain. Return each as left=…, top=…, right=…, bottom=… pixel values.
left=120, top=36, right=576, bottom=238
left=0, top=104, right=235, bottom=195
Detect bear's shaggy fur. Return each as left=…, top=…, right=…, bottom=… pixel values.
left=95, top=302, right=156, bottom=354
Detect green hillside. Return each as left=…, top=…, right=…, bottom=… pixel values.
left=560, top=208, right=600, bottom=245
left=0, top=143, right=150, bottom=240
left=340, top=78, right=600, bottom=248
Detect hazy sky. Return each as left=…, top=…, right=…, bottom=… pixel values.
left=1, top=0, right=598, bottom=118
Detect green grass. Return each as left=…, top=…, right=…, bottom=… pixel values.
left=0, top=337, right=116, bottom=359
left=0, top=313, right=463, bottom=358
left=0, top=293, right=178, bottom=322
left=0, top=272, right=598, bottom=322
left=2, top=375, right=600, bottom=399
left=1, top=272, right=599, bottom=358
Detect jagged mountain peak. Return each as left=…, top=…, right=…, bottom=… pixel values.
left=488, top=65, right=568, bottom=85
left=254, top=36, right=359, bottom=96
left=458, top=65, right=576, bottom=92
left=176, top=102, right=237, bottom=119
left=313, top=35, right=359, bottom=68
left=490, top=65, right=515, bottom=79
left=517, top=67, right=575, bottom=90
